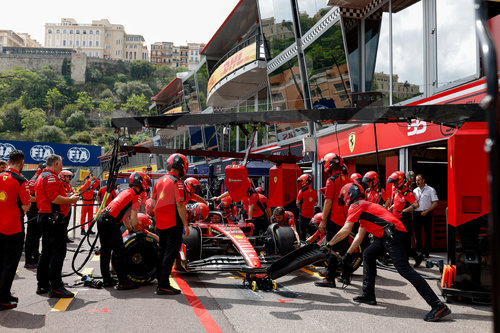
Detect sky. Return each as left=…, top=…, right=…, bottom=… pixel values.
left=2, top=0, right=241, bottom=46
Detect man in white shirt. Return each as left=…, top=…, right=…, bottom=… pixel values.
left=413, top=174, right=439, bottom=258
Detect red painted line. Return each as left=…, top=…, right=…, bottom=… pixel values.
left=172, top=271, right=223, bottom=333
left=278, top=299, right=294, bottom=303
left=88, top=308, right=109, bottom=313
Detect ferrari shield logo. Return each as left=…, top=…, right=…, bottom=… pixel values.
left=2, top=175, right=7, bottom=181
left=348, top=132, right=356, bottom=152
left=274, top=176, right=278, bottom=183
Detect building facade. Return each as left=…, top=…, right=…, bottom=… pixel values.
left=0, top=30, right=41, bottom=48
left=44, top=18, right=147, bottom=60
left=150, top=41, right=205, bottom=70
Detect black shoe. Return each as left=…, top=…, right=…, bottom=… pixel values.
left=49, top=286, right=74, bottom=298
left=156, top=286, right=181, bottom=295
left=36, top=286, right=49, bottom=295
left=353, top=295, right=377, bottom=305
left=24, top=262, right=37, bottom=269
left=87, top=229, right=95, bottom=235
left=314, top=280, right=336, bottom=288
left=414, top=254, right=424, bottom=268
left=0, top=301, right=17, bottom=311
left=81, top=229, right=86, bottom=236
left=115, top=283, right=138, bottom=291
left=103, top=278, right=118, bottom=287
left=424, top=304, right=451, bottom=322
left=6, top=294, right=18, bottom=304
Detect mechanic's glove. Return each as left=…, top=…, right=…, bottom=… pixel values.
left=342, top=252, right=355, bottom=265
left=320, top=243, right=332, bottom=254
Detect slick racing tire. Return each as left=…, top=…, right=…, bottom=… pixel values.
left=274, top=226, right=296, bottom=255
left=182, top=226, right=201, bottom=262
left=114, top=232, right=158, bottom=285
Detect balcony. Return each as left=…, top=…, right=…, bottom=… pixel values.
left=207, top=34, right=267, bottom=109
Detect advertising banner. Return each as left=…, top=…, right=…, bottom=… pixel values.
left=207, top=43, right=257, bottom=95
left=0, top=140, right=101, bottom=166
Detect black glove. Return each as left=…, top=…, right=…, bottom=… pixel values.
left=342, top=252, right=354, bottom=265
left=320, top=243, right=332, bottom=254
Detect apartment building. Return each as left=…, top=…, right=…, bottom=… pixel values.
left=0, top=30, right=41, bottom=48
left=150, top=41, right=204, bottom=70
left=45, top=18, right=147, bottom=60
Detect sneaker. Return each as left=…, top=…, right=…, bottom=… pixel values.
left=414, top=254, right=424, bottom=268
left=424, top=304, right=451, bottom=322
left=103, top=278, right=118, bottom=287
left=314, top=280, right=336, bottom=288
left=49, top=286, right=74, bottom=298
left=24, top=262, right=37, bottom=269
left=115, top=283, right=138, bottom=291
left=81, top=229, right=86, bottom=236
left=36, top=286, right=49, bottom=295
left=156, top=286, right=181, bottom=295
left=353, top=294, right=377, bottom=305
left=0, top=301, right=17, bottom=311
left=7, top=294, right=18, bottom=304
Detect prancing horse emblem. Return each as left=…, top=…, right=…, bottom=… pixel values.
left=348, top=132, right=356, bottom=152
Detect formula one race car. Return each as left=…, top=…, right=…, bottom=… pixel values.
left=179, top=210, right=297, bottom=290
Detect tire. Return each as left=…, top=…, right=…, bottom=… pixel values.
left=115, top=232, right=158, bottom=285
left=274, top=226, right=296, bottom=255
left=182, top=226, right=201, bottom=262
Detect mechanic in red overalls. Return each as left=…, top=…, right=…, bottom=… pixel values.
left=362, top=171, right=390, bottom=207
left=246, top=186, right=272, bottom=236
left=96, top=184, right=117, bottom=208
left=387, top=171, right=423, bottom=267
left=272, top=207, right=300, bottom=243
left=79, top=174, right=100, bottom=235
left=35, top=154, right=79, bottom=298
left=24, top=162, right=45, bottom=269
left=315, top=152, right=352, bottom=288
left=350, top=173, right=363, bottom=185
left=184, top=177, right=207, bottom=205
left=326, top=182, right=451, bottom=322
left=296, top=174, right=318, bottom=241
left=0, top=150, right=30, bottom=310
left=150, top=153, right=190, bottom=296
left=96, top=171, right=146, bottom=289
left=59, top=170, right=75, bottom=243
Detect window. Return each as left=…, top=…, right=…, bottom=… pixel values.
left=70, top=30, right=73, bottom=34
left=96, top=41, right=99, bottom=47
left=82, top=40, right=86, bottom=47
left=48, top=29, right=52, bottom=34
left=297, top=0, right=332, bottom=33
left=76, top=40, right=79, bottom=46
left=69, top=40, right=73, bottom=46
left=83, top=30, right=87, bottom=34
left=63, top=29, right=67, bottom=34
left=96, top=30, right=100, bottom=35
left=89, top=30, right=93, bottom=35
left=56, top=29, right=60, bottom=34
left=95, top=52, right=99, bottom=57
left=76, top=30, right=80, bottom=34
left=89, top=40, right=92, bottom=47
left=63, top=40, right=66, bottom=46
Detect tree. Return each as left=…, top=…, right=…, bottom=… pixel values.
left=76, top=91, right=93, bottom=116
left=122, top=93, right=149, bottom=115
left=114, top=81, right=153, bottom=103
left=97, top=97, right=116, bottom=116
left=35, top=125, right=67, bottom=143
left=20, top=108, right=47, bottom=138
left=131, top=60, right=155, bottom=80
left=69, top=131, right=92, bottom=144
left=66, top=110, right=86, bottom=129
left=0, top=99, right=24, bottom=131
left=175, top=66, right=189, bottom=74
left=61, top=103, right=79, bottom=121
left=45, top=87, right=66, bottom=117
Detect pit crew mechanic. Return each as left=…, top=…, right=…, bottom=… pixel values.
left=296, top=174, right=318, bottom=241
left=0, top=150, right=30, bottom=310
left=315, top=153, right=352, bottom=288
left=96, top=171, right=146, bottom=289
left=35, top=154, right=79, bottom=298
left=150, top=153, right=190, bottom=296
left=325, top=182, right=451, bottom=322
left=272, top=207, right=301, bottom=243
left=24, top=162, right=45, bottom=269
left=79, top=174, right=100, bottom=235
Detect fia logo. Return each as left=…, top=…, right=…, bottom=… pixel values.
left=30, top=145, right=54, bottom=161
left=0, top=143, right=16, bottom=160
left=67, top=147, right=90, bottom=163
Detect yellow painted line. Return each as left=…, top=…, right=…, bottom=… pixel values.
left=228, top=276, right=244, bottom=280
left=51, top=292, right=78, bottom=312
left=169, top=276, right=180, bottom=289
left=300, top=268, right=322, bottom=279
left=91, top=255, right=100, bottom=262
left=82, top=267, right=94, bottom=276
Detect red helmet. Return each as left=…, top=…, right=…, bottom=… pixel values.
left=320, top=153, right=344, bottom=174
left=129, top=171, right=148, bottom=192
left=167, top=153, right=188, bottom=177
left=339, top=183, right=365, bottom=207
left=137, top=213, right=152, bottom=231
left=350, top=173, right=362, bottom=184
left=59, top=169, right=73, bottom=181
left=362, top=171, right=379, bottom=188
left=310, top=212, right=323, bottom=226
left=255, top=187, right=264, bottom=194
left=184, top=177, right=201, bottom=194
left=192, top=202, right=209, bottom=220
left=220, top=196, right=233, bottom=211
left=297, top=174, right=313, bottom=188
left=387, top=171, right=405, bottom=188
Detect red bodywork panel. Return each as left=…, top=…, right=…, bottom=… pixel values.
left=224, top=165, right=251, bottom=202
left=268, top=164, right=302, bottom=208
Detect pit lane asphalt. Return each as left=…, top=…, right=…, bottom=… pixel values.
left=0, top=212, right=493, bottom=332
